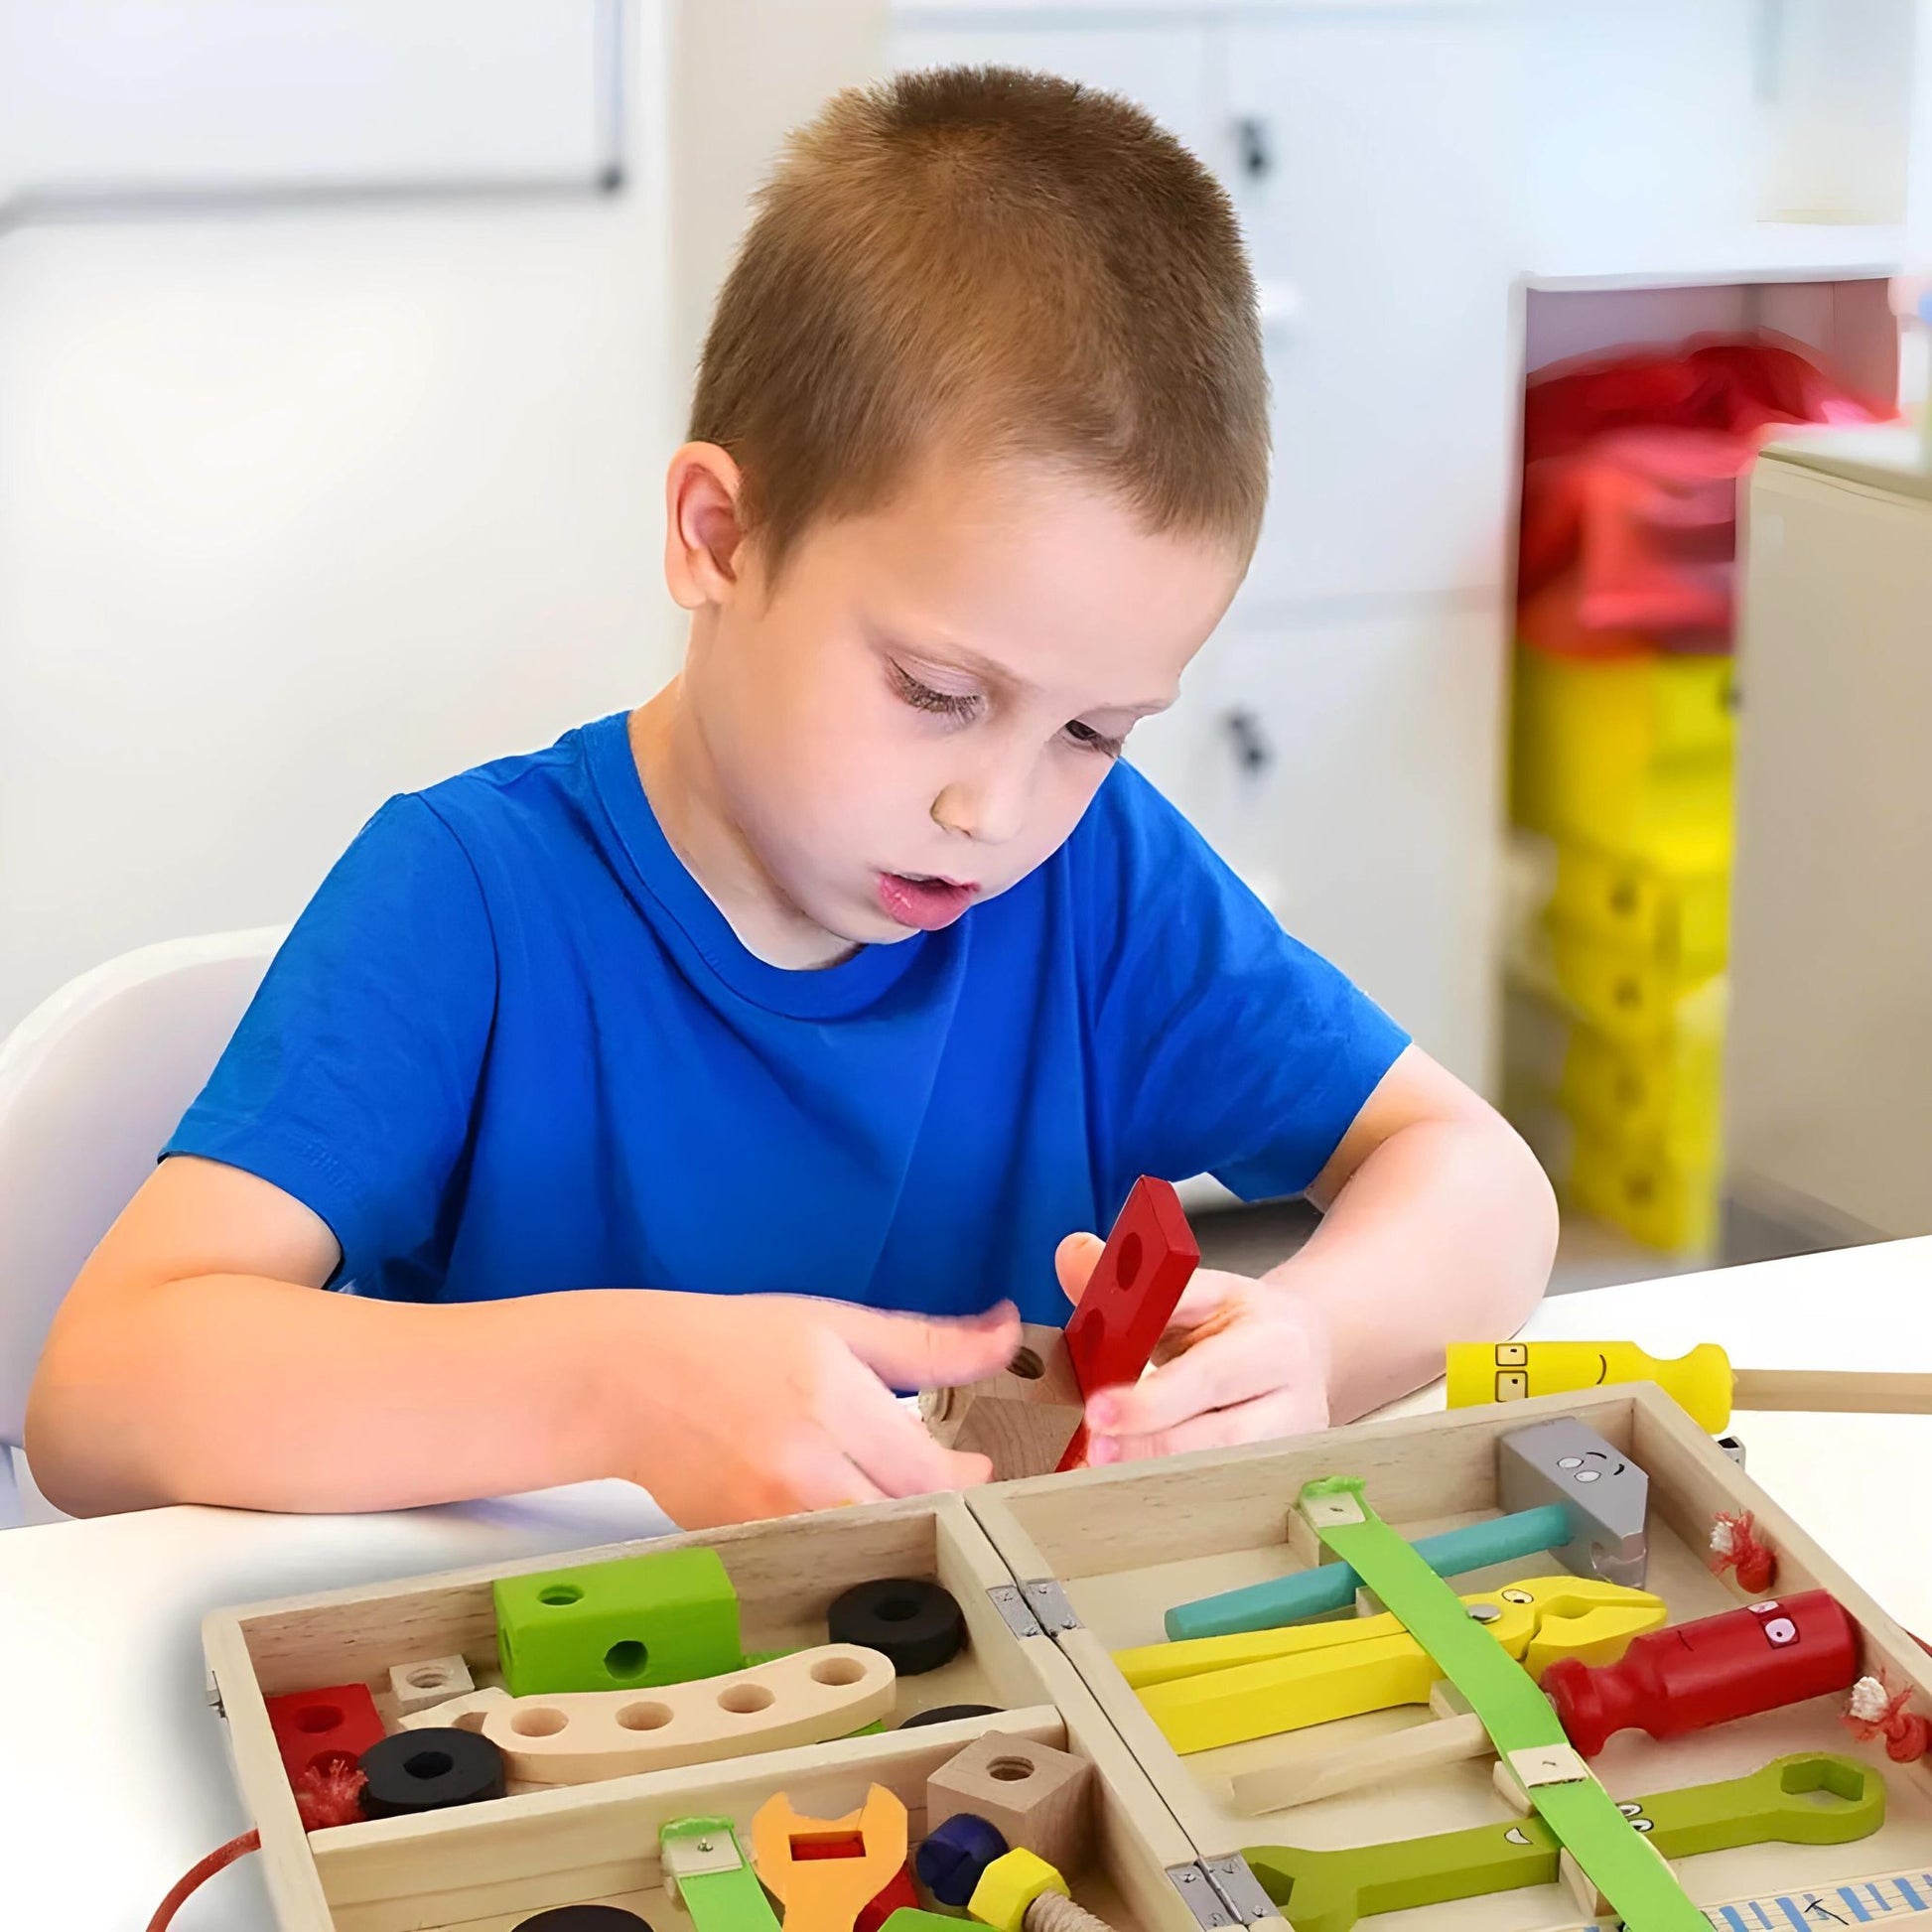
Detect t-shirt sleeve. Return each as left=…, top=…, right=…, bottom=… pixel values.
left=163, top=793, right=496, bottom=1288
left=1077, top=764, right=1410, bottom=1203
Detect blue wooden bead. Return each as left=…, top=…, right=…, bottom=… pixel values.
left=916, top=1813, right=1010, bottom=1907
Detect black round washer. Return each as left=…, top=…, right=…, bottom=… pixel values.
left=828, top=1578, right=965, bottom=1676
left=513, top=1911, right=653, bottom=1931
left=357, top=1726, right=505, bottom=1818
left=898, top=1703, right=1002, bottom=1729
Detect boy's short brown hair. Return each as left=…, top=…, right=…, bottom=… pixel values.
left=689, top=65, right=1270, bottom=579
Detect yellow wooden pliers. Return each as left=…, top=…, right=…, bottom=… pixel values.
left=1121, top=1575, right=1666, bottom=1755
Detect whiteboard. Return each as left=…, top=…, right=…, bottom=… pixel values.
left=0, top=0, right=621, bottom=210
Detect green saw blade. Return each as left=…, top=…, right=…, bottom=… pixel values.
left=1297, top=1474, right=1709, bottom=1932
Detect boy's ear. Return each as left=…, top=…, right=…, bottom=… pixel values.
left=664, top=442, right=750, bottom=611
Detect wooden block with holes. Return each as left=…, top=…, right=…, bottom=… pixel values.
left=919, top=1323, right=1086, bottom=1481
left=926, top=1731, right=1095, bottom=1875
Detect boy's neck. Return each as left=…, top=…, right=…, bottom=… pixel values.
left=626, top=685, right=861, bottom=972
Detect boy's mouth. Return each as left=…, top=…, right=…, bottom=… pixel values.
left=878, top=871, right=980, bottom=931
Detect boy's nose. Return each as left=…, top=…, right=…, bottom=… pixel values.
left=931, top=765, right=1031, bottom=846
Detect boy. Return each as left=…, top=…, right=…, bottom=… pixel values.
left=27, top=68, right=1555, bottom=1528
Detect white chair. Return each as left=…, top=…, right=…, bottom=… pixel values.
left=0, top=927, right=285, bottom=1526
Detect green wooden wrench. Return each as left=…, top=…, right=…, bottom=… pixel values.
left=1245, top=1750, right=1885, bottom=1932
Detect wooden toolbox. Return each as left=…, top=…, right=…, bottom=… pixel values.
left=207, top=1388, right=1932, bottom=1932
left=205, top=1493, right=1207, bottom=1932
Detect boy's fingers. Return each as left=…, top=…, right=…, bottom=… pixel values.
left=1054, top=1231, right=1105, bottom=1307
left=820, top=1300, right=1022, bottom=1393
left=1090, top=1388, right=1323, bottom=1466
left=1086, top=1326, right=1280, bottom=1438
left=1168, top=1265, right=1244, bottom=1327
left=820, top=1347, right=997, bottom=1497
left=771, top=1433, right=893, bottom=1514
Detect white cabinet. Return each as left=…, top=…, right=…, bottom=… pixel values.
left=891, top=4, right=1514, bottom=1087
left=0, top=1, right=621, bottom=202
left=1224, top=10, right=1515, bottom=608
left=1130, top=601, right=1505, bottom=1085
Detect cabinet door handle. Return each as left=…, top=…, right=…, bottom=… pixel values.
left=1223, top=707, right=1274, bottom=774
left=1233, top=115, right=1273, bottom=181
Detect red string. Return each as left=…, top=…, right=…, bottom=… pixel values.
left=147, top=1756, right=366, bottom=1931
left=1845, top=1673, right=1932, bottom=1764
left=1709, top=1509, right=1777, bottom=1594
left=146, top=1830, right=261, bottom=1932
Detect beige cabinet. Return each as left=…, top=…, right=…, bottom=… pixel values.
left=1726, top=427, right=1932, bottom=1239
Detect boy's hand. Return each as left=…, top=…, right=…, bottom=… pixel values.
left=608, top=1290, right=1021, bottom=1527
left=1053, top=1233, right=1331, bottom=1462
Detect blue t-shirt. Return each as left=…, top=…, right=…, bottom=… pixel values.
left=166, top=712, right=1407, bottom=1316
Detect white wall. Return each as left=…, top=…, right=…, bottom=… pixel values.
left=670, top=1, right=891, bottom=406
left=0, top=8, right=679, bottom=1032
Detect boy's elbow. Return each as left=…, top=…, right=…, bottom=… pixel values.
left=23, top=1365, right=97, bottom=1519
left=23, top=1300, right=160, bottom=1519
left=1492, top=1110, right=1560, bottom=1313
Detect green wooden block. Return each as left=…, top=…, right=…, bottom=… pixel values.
left=494, top=1546, right=742, bottom=1696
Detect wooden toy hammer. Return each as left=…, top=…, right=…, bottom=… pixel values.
left=1447, top=1340, right=1932, bottom=1432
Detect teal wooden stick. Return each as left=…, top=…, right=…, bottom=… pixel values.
left=1163, top=1503, right=1575, bottom=1640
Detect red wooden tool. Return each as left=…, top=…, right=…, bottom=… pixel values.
left=1544, top=1589, right=1861, bottom=1756
left=1055, top=1175, right=1200, bottom=1472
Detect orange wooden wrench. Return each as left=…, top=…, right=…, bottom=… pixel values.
left=752, top=1785, right=908, bottom=1932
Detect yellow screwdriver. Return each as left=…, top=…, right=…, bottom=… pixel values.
left=1446, top=1340, right=1932, bottom=1433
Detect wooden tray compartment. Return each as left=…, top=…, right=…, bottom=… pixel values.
left=968, top=1387, right=1932, bottom=1931
left=206, top=1494, right=1205, bottom=1932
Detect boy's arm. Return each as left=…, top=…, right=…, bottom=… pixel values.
left=1060, top=1045, right=1557, bottom=1458
left=1287, top=1042, right=1558, bottom=1420
left=27, top=1155, right=630, bottom=1516
left=27, top=1155, right=1019, bottom=1522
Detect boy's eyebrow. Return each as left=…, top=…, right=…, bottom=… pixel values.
left=876, top=625, right=1175, bottom=716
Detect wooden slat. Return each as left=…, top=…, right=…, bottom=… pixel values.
left=974, top=1390, right=1637, bottom=1581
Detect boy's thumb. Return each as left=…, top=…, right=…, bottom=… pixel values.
left=1054, top=1231, right=1105, bottom=1308
left=832, top=1302, right=1022, bottom=1393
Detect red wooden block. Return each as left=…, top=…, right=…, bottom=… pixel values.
left=858, top=1863, right=918, bottom=1932
left=264, top=1682, right=386, bottom=1785
left=1056, top=1174, right=1199, bottom=1471
left=792, top=1840, right=917, bottom=1932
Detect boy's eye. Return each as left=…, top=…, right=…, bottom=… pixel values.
left=1063, top=719, right=1126, bottom=759
left=891, top=661, right=980, bottom=719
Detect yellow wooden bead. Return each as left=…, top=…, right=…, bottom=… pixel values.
left=968, top=1849, right=1068, bottom=1932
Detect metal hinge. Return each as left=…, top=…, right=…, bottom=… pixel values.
left=987, top=1584, right=1044, bottom=1640
left=1021, top=1579, right=1081, bottom=1634
left=1167, top=1863, right=1243, bottom=1930
left=206, top=1672, right=226, bottom=1721
left=1716, top=1433, right=1747, bottom=1469
left=1199, top=1856, right=1283, bottom=1927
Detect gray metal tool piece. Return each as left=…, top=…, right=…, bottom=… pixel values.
left=1497, top=1418, right=1649, bottom=1589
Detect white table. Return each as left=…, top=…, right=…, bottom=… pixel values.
left=6, top=1239, right=1930, bottom=1928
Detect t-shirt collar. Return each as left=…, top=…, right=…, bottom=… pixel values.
left=584, top=710, right=928, bottom=1019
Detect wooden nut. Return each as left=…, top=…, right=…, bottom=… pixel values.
left=929, top=1734, right=1094, bottom=1875
left=388, top=1653, right=476, bottom=1717
left=923, top=1324, right=1085, bottom=1481
left=967, top=1850, right=1067, bottom=1932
